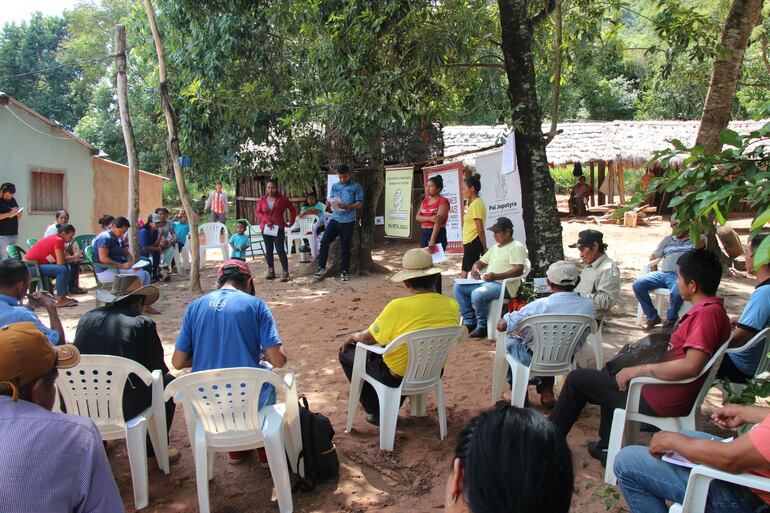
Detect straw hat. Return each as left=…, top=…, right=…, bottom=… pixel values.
left=96, top=274, right=159, bottom=305
left=391, top=248, right=444, bottom=283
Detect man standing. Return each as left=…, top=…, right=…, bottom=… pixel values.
left=571, top=229, right=621, bottom=321
left=0, top=259, right=65, bottom=345
left=315, top=165, right=364, bottom=282
left=172, top=259, right=287, bottom=464
left=633, top=220, right=704, bottom=330
left=0, top=322, right=124, bottom=512
left=204, top=182, right=228, bottom=223
left=0, top=182, right=21, bottom=260
left=25, top=224, right=84, bottom=307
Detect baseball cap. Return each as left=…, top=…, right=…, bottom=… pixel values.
left=149, top=213, right=161, bottom=223
left=217, top=259, right=253, bottom=281
left=568, top=229, right=604, bottom=248
left=0, top=322, right=80, bottom=401
left=488, top=217, right=514, bottom=233
left=546, top=260, right=579, bottom=286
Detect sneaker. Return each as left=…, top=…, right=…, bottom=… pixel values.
left=314, top=267, right=326, bottom=280
left=69, top=287, right=88, bottom=295
left=256, top=447, right=269, bottom=469
left=340, top=271, right=349, bottom=282
left=266, top=268, right=276, bottom=280
left=280, top=271, right=290, bottom=282
left=469, top=327, right=488, bottom=339
left=587, top=441, right=608, bottom=467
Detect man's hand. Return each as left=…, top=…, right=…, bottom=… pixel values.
left=481, top=272, right=495, bottom=282
left=337, top=202, right=348, bottom=210
left=712, top=404, right=751, bottom=430
left=267, top=221, right=274, bottom=227
left=30, top=291, right=57, bottom=309
left=615, top=366, right=644, bottom=392
left=649, top=431, right=687, bottom=458
left=496, top=318, right=507, bottom=332
left=339, top=336, right=357, bottom=352
left=470, top=268, right=481, bottom=280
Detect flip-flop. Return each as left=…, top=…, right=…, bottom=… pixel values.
left=57, top=298, right=79, bottom=307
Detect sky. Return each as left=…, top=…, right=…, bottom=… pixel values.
left=0, top=0, right=79, bottom=27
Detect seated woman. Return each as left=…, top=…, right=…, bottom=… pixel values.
left=41, top=210, right=87, bottom=294
left=445, top=405, right=573, bottom=513
left=43, top=210, right=70, bottom=237
left=569, top=176, right=592, bottom=216
left=297, top=191, right=328, bottom=239
left=139, top=213, right=162, bottom=278
left=452, top=217, right=529, bottom=339
left=25, top=224, right=85, bottom=307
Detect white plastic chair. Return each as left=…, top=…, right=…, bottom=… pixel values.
left=286, top=215, right=318, bottom=257
left=345, top=325, right=468, bottom=451
left=486, top=273, right=529, bottom=341
left=669, top=465, right=770, bottom=513
left=164, top=368, right=301, bottom=513
left=725, top=327, right=770, bottom=388
left=604, top=341, right=729, bottom=485
left=198, top=222, right=229, bottom=263
left=173, top=238, right=190, bottom=274
left=490, top=314, right=597, bottom=406
left=585, top=321, right=604, bottom=370
left=635, top=258, right=691, bottom=326
left=56, top=355, right=170, bottom=510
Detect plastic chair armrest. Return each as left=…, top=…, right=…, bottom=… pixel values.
left=642, top=258, right=662, bottom=274
left=690, top=465, right=770, bottom=492
left=356, top=341, right=387, bottom=355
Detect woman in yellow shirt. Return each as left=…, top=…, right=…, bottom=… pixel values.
left=461, top=174, right=487, bottom=278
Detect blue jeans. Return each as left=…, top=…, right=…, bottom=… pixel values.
left=615, top=431, right=763, bottom=513
left=316, top=219, right=354, bottom=273
left=0, top=235, right=18, bottom=260
left=505, top=335, right=554, bottom=387
left=633, top=271, right=682, bottom=323
left=453, top=281, right=502, bottom=329
left=38, top=264, right=73, bottom=297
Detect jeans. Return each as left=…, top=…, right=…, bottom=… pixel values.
left=615, top=431, right=765, bottom=513
left=210, top=212, right=226, bottom=223
left=263, top=228, right=288, bottom=272
left=317, top=219, right=354, bottom=273
left=633, top=271, right=682, bottom=323
left=505, top=335, right=554, bottom=387
left=38, top=264, right=72, bottom=297
left=453, top=281, right=502, bottom=329
left=0, top=234, right=18, bottom=260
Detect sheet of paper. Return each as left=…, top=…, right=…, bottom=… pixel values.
left=132, top=259, right=150, bottom=269
left=328, top=197, right=344, bottom=212
left=263, top=224, right=279, bottom=237
left=501, top=133, right=517, bottom=175
left=426, top=244, right=446, bottom=264
left=454, top=277, right=485, bottom=285
left=662, top=438, right=733, bottom=469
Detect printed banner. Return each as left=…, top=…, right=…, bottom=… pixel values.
left=475, top=149, right=527, bottom=246
left=422, top=161, right=464, bottom=254
left=384, top=166, right=413, bottom=238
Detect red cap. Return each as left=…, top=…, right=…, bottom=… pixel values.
left=217, top=259, right=253, bottom=280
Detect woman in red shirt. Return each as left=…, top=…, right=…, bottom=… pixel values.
left=25, top=224, right=84, bottom=306
left=255, top=179, right=297, bottom=281
left=416, top=175, right=450, bottom=293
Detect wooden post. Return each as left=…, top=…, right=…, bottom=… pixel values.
left=617, top=161, right=625, bottom=204
left=589, top=161, right=595, bottom=207
left=607, top=161, right=614, bottom=204
left=597, top=161, right=606, bottom=205
left=115, top=25, right=141, bottom=260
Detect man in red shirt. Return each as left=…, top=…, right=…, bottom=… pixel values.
left=549, top=249, right=730, bottom=466
left=25, top=224, right=84, bottom=307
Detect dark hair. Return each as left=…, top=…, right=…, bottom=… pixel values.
left=155, top=207, right=169, bottom=214
left=99, top=215, right=115, bottom=228
left=306, top=191, right=317, bottom=199
left=0, top=183, right=16, bottom=194
left=0, top=259, right=29, bottom=287
left=750, top=233, right=768, bottom=255
left=145, top=215, right=157, bottom=226
left=464, top=174, right=481, bottom=193
left=428, top=175, right=444, bottom=191
left=16, top=367, right=58, bottom=402
left=677, top=249, right=722, bottom=296
left=404, top=273, right=438, bottom=290
left=114, top=216, right=130, bottom=228
left=548, top=280, right=578, bottom=293
left=55, top=210, right=69, bottom=219
left=266, top=178, right=278, bottom=187
left=217, top=272, right=251, bottom=289
left=57, top=224, right=75, bottom=235
left=337, top=164, right=351, bottom=174
left=572, top=162, right=583, bottom=177
left=454, top=406, right=573, bottom=513
left=236, top=220, right=247, bottom=228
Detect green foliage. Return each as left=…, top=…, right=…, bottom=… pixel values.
left=593, top=485, right=626, bottom=512
left=721, top=377, right=770, bottom=405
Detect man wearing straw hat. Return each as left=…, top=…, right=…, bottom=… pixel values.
left=74, top=274, right=179, bottom=462
left=338, top=248, right=460, bottom=426
left=0, top=322, right=124, bottom=512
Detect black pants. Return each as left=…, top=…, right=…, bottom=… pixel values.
left=549, top=368, right=654, bottom=447
left=263, top=228, right=288, bottom=272
left=123, top=372, right=176, bottom=457
left=317, top=220, right=354, bottom=273
left=716, top=355, right=752, bottom=384
left=339, top=345, right=404, bottom=415
left=462, top=237, right=484, bottom=272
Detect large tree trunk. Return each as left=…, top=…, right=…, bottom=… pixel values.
left=696, top=0, right=764, bottom=152
left=498, top=0, right=563, bottom=275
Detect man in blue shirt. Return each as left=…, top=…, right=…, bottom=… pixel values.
left=172, top=259, right=287, bottom=464
left=92, top=216, right=151, bottom=286
left=0, top=259, right=64, bottom=345
left=315, top=165, right=364, bottom=282
left=497, top=260, right=595, bottom=407
left=718, top=233, right=770, bottom=382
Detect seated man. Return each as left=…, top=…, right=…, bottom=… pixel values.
left=0, top=322, right=124, bottom=512
left=25, top=224, right=85, bottom=307
left=549, top=249, right=730, bottom=466
left=453, top=217, right=529, bottom=339
left=339, top=248, right=459, bottom=425
left=172, top=259, right=287, bottom=465
left=718, top=233, right=770, bottom=383
left=92, top=216, right=151, bottom=286
left=74, top=275, right=178, bottom=462
left=0, top=259, right=64, bottom=345
left=571, top=229, right=621, bottom=322
left=569, top=176, right=592, bottom=216
left=615, top=403, right=770, bottom=513
left=496, top=261, right=595, bottom=407
left=633, top=220, right=704, bottom=330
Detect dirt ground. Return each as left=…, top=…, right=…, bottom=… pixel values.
left=43, top=213, right=758, bottom=513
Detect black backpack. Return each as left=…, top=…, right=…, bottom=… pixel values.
left=292, top=395, right=339, bottom=492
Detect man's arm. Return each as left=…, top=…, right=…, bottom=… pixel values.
left=729, top=326, right=760, bottom=348
left=171, top=349, right=192, bottom=370
left=339, top=328, right=378, bottom=351
left=649, top=431, right=769, bottom=475
left=482, top=264, right=524, bottom=282
left=265, top=345, right=287, bottom=368
left=591, top=264, right=621, bottom=312
left=29, top=291, right=65, bottom=345
left=616, top=348, right=710, bottom=391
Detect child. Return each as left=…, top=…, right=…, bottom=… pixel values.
left=229, top=221, right=250, bottom=261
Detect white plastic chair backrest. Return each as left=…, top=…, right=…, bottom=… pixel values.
left=518, top=314, right=597, bottom=374
left=498, top=269, right=530, bottom=301
left=164, top=367, right=288, bottom=437
left=300, top=215, right=319, bottom=234
left=56, top=355, right=152, bottom=430
left=688, top=341, right=729, bottom=414
left=384, top=326, right=467, bottom=392
left=199, top=222, right=227, bottom=246
left=727, top=327, right=770, bottom=379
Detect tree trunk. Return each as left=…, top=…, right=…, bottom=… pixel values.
left=143, top=0, right=202, bottom=292
left=696, top=0, right=764, bottom=152
left=115, top=25, right=141, bottom=261
left=498, top=0, right=564, bottom=275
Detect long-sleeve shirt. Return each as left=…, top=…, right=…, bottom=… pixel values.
left=204, top=191, right=228, bottom=214
left=255, top=195, right=298, bottom=231
left=504, top=291, right=596, bottom=349
left=574, top=252, right=621, bottom=318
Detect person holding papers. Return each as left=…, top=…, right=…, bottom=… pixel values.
left=92, top=216, right=152, bottom=286
left=255, top=179, right=297, bottom=281
left=416, top=174, right=450, bottom=293
left=453, top=217, right=530, bottom=339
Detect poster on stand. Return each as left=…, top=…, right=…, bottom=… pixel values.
left=384, top=167, right=413, bottom=238
left=422, top=161, right=464, bottom=254
left=475, top=149, right=526, bottom=246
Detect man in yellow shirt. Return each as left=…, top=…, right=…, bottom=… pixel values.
left=453, top=217, right=530, bottom=338
left=339, top=248, right=460, bottom=425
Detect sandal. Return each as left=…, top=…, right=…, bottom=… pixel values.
left=57, top=298, right=79, bottom=308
